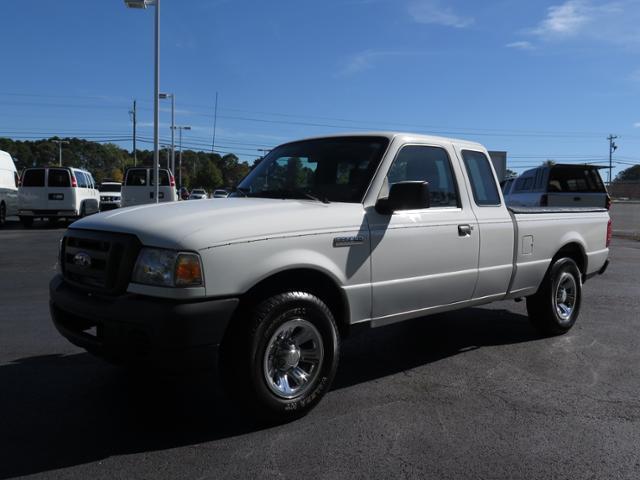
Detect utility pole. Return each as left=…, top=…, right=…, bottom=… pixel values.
left=211, top=91, right=218, bottom=153
left=607, top=134, right=618, bottom=185
left=52, top=139, right=69, bottom=167
left=129, top=100, right=138, bottom=166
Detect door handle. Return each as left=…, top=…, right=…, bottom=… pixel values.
left=458, top=224, right=472, bottom=237
left=573, top=196, right=581, bottom=201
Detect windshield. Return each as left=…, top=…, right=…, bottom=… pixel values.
left=234, top=136, right=389, bottom=203
left=99, top=184, right=121, bottom=192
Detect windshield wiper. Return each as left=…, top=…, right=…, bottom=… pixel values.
left=251, top=188, right=330, bottom=204
left=301, top=191, right=330, bottom=204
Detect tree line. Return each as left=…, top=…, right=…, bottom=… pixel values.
left=0, top=137, right=253, bottom=190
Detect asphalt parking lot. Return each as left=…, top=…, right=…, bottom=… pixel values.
left=1, top=220, right=639, bottom=480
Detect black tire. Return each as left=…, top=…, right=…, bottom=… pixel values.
left=526, top=257, right=582, bottom=336
left=222, top=291, right=340, bottom=423
left=0, top=202, right=6, bottom=226
left=19, top=216, right=33, bottom=228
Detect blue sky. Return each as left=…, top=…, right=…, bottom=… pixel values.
left=1, top=0, right=640, bottom=177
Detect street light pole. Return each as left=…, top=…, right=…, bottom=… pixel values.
left=125, top=0, right=160, bottom=203
left=52, top=140, right=69, bottom=167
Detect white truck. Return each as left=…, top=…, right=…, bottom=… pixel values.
left=49, top=133, right=611, bottom=422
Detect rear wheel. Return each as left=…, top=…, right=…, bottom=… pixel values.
left=526, top=257, right=582, bottom=336
left=0, top=202, right=6, bottom=226
left=222, top=291, right=340, bottom=423
left=19, top=216, right=33, bottom=228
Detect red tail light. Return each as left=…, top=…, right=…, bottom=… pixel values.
left=540, top=194, right=548, bottom=207
left=71, top=175, right=77, bottom=187
left=169, top=174, right=175, bottom=187
left=605, top=195, right=611, bottom=210
left=606, top=219, right=612, bottom=247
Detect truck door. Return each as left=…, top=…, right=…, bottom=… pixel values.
left=46, top=168, right=73, bottom=212
left=368, top=144, right=480, bottom=321
left=456, top=149, right=514, bottom=299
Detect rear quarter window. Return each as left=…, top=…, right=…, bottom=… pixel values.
left=22, top=169, right=45, bottom=187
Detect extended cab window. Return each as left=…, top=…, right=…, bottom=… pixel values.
left=461, top=150, right=501, bottom=205
left=22, top=169, right=45, bottom=187
left=47, top=169, right=70, bottom=187
left=387, top=145, right=458, bottom=207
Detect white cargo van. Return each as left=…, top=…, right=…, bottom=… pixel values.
left=0, top=150, right=19, bottom=225
left=18, top=167, right=100, bottom=226
left=121, top=168, right=177, bottom=207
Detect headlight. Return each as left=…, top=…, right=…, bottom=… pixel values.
left=131, top=248, right=203, bottom=287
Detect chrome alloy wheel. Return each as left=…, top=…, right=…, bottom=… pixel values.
left=263, top=318, right=324, bottom=399
left=554, top=272, right=577, bottom=323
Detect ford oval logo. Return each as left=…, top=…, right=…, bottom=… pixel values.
left=73, top=252, right=92, bottom=268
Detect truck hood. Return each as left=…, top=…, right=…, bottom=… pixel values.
left=70, top=198, right=367, bottom=250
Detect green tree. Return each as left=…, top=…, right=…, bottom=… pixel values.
left=614, top=164, right=640, bottom=183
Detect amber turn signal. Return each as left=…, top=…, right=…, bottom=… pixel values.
left=174, top=253, right=203, bottom=287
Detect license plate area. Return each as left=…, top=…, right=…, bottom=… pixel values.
left=49, top=193, right=64, bottom=200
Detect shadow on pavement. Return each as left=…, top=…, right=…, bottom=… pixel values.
left=0, top=307, right=539, bottom=479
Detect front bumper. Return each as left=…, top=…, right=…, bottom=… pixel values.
left=99, top=202, right=121, bottom=211
left=49, top=274, right=238, bottom=369
left=19, top=209, right=77, bottom=218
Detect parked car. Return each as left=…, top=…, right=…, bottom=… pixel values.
left=504, top=164, right=610, bottom=209
left=188, top=188, right=208, bottom=200
left=0, top=150, right=19, bottom=225
left=120, top=167, right=177, bottom=207
left=212, top=189, right=229, bottom=198
left=50, top=132, right=610, bottom=422
left=18, top=167, right=99, bottom=226
left=99, top=181, right=122, bottom=211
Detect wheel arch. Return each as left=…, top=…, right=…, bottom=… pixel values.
left=552, top=242, right=587, bottom=277
left=236, top=267, right=351, bottom=338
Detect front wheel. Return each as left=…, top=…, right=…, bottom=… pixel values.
left=526, top=257, right=582, bottom=336
left=0, top=203, right=6, bottom=226
left=222, top=292, right=340, bottom=423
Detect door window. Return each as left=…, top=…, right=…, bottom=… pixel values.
left=126, top=169, right=148, bottom=186
left=386, top=145, right=459, bottom=207
left=22, top=169, right=45, bottom=187
left=47, top=169, right=71, bottom=187
left=461, top=150, right=501, bottom=205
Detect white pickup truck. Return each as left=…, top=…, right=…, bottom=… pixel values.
left=50, top=132, right=611, bottom=421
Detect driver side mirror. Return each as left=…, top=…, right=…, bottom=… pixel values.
left=375, top=181, right=430, bottom=214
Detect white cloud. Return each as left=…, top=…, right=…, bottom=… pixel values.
left=506, top=41, right=535, bottom=50
left=532, top=0, right=593, bottom=37
left=408, top=0, right=474, bottom=28
left=633, top=122, right=640, bottom=128
left=508, top=1, right=640, bottom=53
left=526, top=0, right=640, bottom=45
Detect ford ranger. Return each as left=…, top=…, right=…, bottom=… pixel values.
left=49, top=133, right=611, bottom=421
